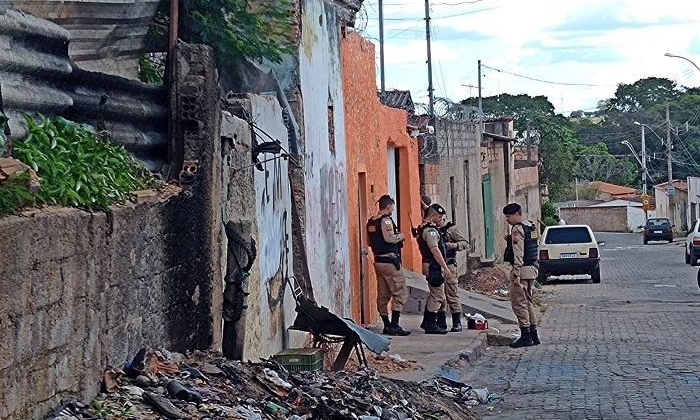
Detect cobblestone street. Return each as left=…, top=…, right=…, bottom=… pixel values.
left=460, top=233, right=700, bottom=420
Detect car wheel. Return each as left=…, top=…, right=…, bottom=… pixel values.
left=686, top=249, right=691, bottom=264
left=591, top=268, right=601, bottom=283
left=692, top=256, right=700, bottom=267
left=697, top=269, right=700, bottom=290
left=643, top=238, right=648, bottom=245
left=537, top=271, right=548, bottom=285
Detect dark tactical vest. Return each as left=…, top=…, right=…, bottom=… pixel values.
left=366, top=215, right=401, bottom=256
left=417, top=223, right=447, bottom=271
left=504, top=222, right=539, bottom=266
left=439, top=221, right=458, bottom=266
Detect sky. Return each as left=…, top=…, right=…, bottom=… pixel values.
left=357, top=0, right=700, bottom=115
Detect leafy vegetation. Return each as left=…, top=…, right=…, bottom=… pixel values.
left=138, top=52, right=165, bottom=85
left=462, top=76, right=700, bottom=202
left=541, top=200, right=558, bottom=226
left=0, top=113, right=8, bottom=156
left=0, top=172, right=34, bottom=215
left=9, top=114, right=152, bottom=212
left=145, top=0, right=294, bottom=70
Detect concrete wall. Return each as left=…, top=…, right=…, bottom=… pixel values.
left=341, top=31, right=422, bottom=323
left=654, top=187, right=688, bottom=230
left=0, top=42, right=222, bottom=420
left=559, top=206, right=629, bottom=232
left=687, top=176, right=700, bottom=227
left=298, top=0, right=351, bottom=316
left=513, top=164, right=541, bottom=225
left=627, top=206, right=654, bottom=232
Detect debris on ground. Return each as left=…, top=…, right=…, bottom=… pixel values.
left=460, top=266, right=510, bottom=297
left=424, top=376, right=500, bottom=408
left=46, top=348, right=481, bottom=420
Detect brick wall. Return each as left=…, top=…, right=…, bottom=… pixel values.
left=559, top=206, right=628, bottom=232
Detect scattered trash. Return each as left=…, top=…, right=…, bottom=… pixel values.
left=46, top=348, right=481, bottom=420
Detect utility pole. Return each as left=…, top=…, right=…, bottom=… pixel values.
left=378, top=0, right=385, bottom=93
left=641, top=124, right=647, bottom=196
left=666, top=103, right=675, bottom=230
left=424, top=0, right=434, bottom=118
left=477, top=59, right=482, bottom=112
left=526, top=119, right=532, bottom=165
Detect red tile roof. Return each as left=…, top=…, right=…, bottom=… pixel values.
left=589, top=181, right=637, bottom=196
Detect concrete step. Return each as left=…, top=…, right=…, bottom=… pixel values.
left=403, top=270, right=518, bottom=325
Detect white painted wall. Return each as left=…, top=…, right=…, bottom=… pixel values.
left=250, top=95, right=298, bottom=355
left=627, top=206, right=656, bottom=232
left=687, top=177, right=700, bottom=227
left=298, top=0, right=351, bottom=316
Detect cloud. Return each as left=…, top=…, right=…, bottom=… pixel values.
left=521, top=39, right=624, bottom=65
left=551, top=5, right=695, bottom=33
left=690, top=35, right=700, bottom=56
left=432, top=27, right=493, bottom=42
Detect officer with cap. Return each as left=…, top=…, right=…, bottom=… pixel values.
left=502, top=202, right=540, bottom=348
left=366, top=195, right=411, bottom=336
left=416, top=203, right=455, bottom=334
left=437, top=214, right=470, bottom=332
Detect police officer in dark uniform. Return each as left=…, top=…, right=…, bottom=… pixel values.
left=366, top=195, right=411, bottom=336
left=503, top=202, right=540, bottom=348
left=416, top=204, right=455, bottom=334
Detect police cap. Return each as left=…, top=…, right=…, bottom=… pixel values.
left=502, top=202, right=522, bottom=215
left=429, top=203, right=447, bottom=215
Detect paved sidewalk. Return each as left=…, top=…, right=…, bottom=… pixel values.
left=371, top=313, right=489, bottom=382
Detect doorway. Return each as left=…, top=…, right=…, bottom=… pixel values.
left=387, top=147, right=401, bottom=227
left=482, top=174, right=495, bottom=259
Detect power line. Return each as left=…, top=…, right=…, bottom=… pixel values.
left=480, top=63, right=615, bottom=87
left=370, top=5, right=500, bottom=20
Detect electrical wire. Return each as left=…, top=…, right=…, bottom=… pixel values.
left=480, top=63, right=616, bottom=88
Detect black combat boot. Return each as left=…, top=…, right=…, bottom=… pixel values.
left=424, top=312, right=448, bottom=335
left=529, top=325, right=540, bottom=345
left=381, top=315, right=393, bottom=335
left=419, top=309, right=429, bottom=330
left=389, top=311, right=411, bottom=336
left=451, top=312, right=463, bottom=332
left=510, top=327, right=534, bottom=348
left=436, top=311, right=448, bottom=331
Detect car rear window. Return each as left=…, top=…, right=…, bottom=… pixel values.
left=647, top=219, right=670, bottom=227
left=545, top=227, right=592, bottom=244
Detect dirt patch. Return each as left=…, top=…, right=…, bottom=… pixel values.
left=460, top=265, right=511, bottom=298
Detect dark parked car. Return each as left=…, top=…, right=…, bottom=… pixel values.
left=643, top=218, right=673, bottom=244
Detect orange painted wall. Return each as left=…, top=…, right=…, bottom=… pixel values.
left=341, top=31, right=422, bottom=323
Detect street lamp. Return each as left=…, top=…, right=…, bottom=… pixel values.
left=664, top=52, right=700, bottom=72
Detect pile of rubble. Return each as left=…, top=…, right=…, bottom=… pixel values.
left=460, top=266, right=510, bottom=297
left=47, top=348, right=481, bottom=420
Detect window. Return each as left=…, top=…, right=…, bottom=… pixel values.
left=545, top=227, right=592, bottom=244
left=646, top=218, right=670, bottom=227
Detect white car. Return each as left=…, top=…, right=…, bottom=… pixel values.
left=685, top=219, right=700, bottom=266
left=538, top=225, right=601, bottom=284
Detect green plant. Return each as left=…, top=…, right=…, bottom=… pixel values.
left=0, top=172, right=34, bottom=215
left=14, top=114, right=152, bottom=211
left=138, top=52, right=164, bottom=84
left=0, top=113, right=8, bottom=156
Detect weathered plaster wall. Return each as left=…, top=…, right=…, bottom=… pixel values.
left=220, top=95, right=302, bottom=360
left=298, top=0, right=351, bottom=316
left=513, top=165, right=542, bottom=225
left=341, top=31, right=421, bottom=323
left=559, top=206, right=629, bottom=232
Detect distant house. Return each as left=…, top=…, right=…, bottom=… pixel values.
left=589, top=181, right=639, bottom=201
left=654, top=180, right=688, bottom=230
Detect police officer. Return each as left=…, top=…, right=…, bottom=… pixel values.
left=416, top=204, right=455, bottom=334
left=366, top=195, right=411, bottom=336
left=502, top=203, right=540, bottom=348
left=437, top=214, right=469, bottom=332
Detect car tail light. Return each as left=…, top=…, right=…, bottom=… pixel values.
left=693, top=238, right=700, bottom=246
left=589, top=248, right=599, bottom=258
left=539, top=250, right=549, bottom=260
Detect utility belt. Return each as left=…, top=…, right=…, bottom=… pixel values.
left=375, top=254, right=401, bottom=270
left=446, top=257, right=457, bottom=266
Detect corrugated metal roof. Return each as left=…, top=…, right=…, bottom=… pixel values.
left=379, top=89, right=414, bottom=113
left=9, top=0, right=163, bottom=79
left=0, top=8, right=167, bottom=170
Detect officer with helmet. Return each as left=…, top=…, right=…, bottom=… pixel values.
left=503, top=202, right=540, bottom=348
left=366, top=195, right=411, bottom=336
